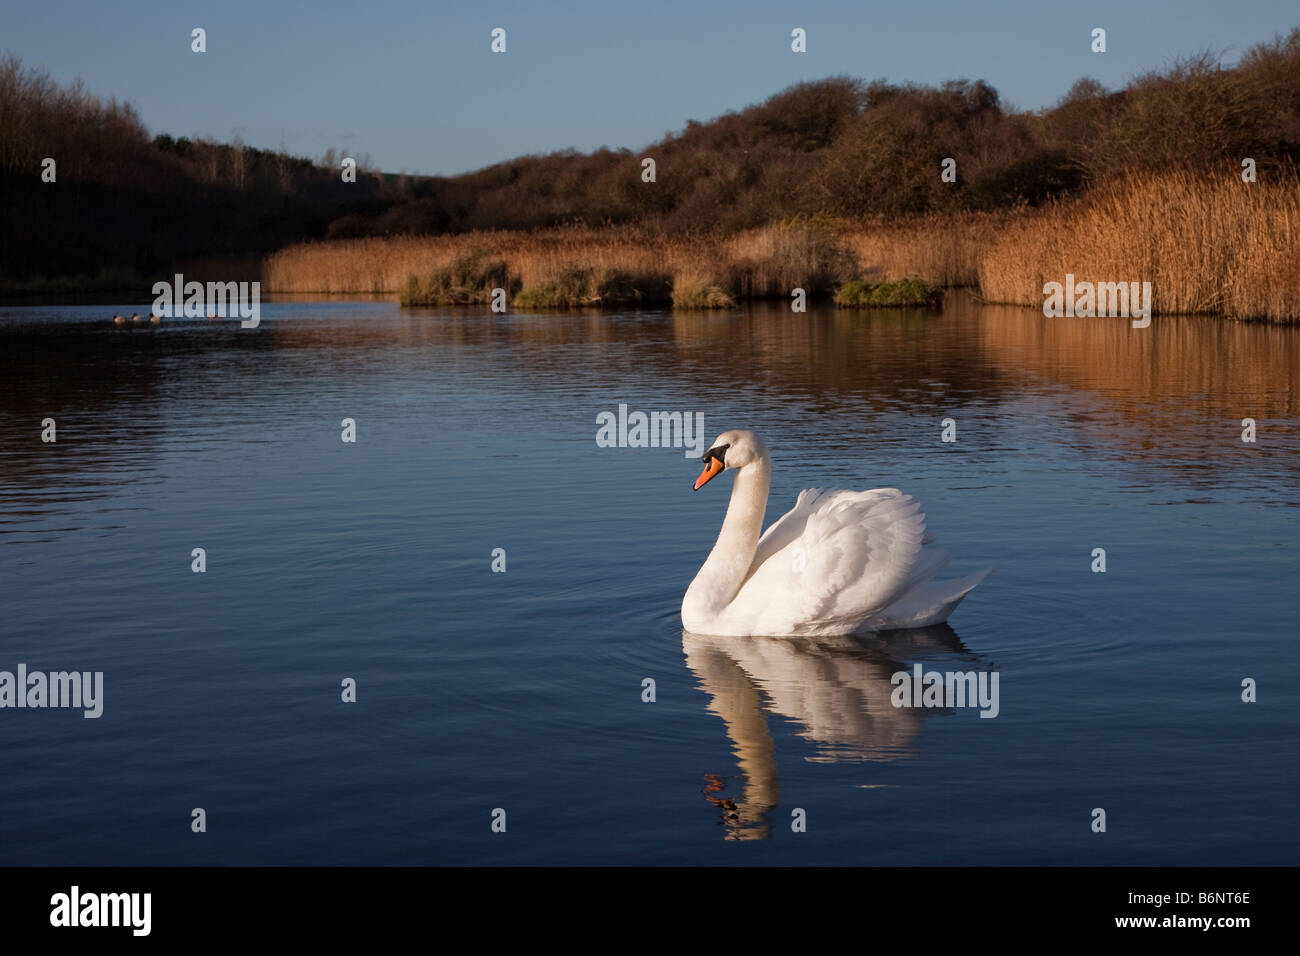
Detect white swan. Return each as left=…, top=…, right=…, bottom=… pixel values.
left=682, top=430, right=990, bottom=637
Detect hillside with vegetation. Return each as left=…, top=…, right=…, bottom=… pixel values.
left=2, top=29, right=1299, bottom=318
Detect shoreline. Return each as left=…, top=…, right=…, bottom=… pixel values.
left=5, top=168, right=1298, bottom=322
left=249, top=165, right=1300, bottom=324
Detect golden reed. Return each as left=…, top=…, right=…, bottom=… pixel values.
left=979, top=166, right=1300, bottom=323
left=262, top=168, right=1300, bottom=321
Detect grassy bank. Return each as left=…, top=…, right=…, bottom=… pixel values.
left=835, top=278, right=944, bottom=308
left=266, top=217, right=960, bottom=310
left=264, top=166, right=1300, bottom=321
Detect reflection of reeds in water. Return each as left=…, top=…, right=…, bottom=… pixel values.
left=963, top=297, right=1300, bottom=495
left=293, top=296, right=1297, bottom=453
left=968, top=295, right=1300, bottom=421
left=13, top=297, right=1288, bottom=512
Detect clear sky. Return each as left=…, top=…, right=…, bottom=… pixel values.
left=4, top=0, right=1297, bottom=175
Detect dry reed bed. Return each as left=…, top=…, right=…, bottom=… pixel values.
left=844, top=211, right=1004, bottom=287
left=263, top=169, right=1300, bottom=320
left=979, top=167, right=1300, bottom=322
left=264, top=228, right=703, bottom=296
left=262, top=218, right=974, bottom=306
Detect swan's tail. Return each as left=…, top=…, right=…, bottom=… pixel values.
left=870, top=565, right=994, bottom=630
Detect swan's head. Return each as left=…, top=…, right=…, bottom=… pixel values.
left=693, top=430, right=768, bottom=490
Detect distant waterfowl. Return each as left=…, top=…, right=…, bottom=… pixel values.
left=149, top=313, right=161, bottom=323
left=131, top=313, right=145, bottom=323
left=111, top=315, right=126, bottom=325
left=683, top=429, right=990, bottom=636
left=206, top=313, right=218, bottom=320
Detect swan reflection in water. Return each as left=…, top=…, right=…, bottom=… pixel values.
left=682, top=625, right=983, bottom=841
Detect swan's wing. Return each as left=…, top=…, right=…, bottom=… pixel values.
left=747, top=487, right=824, bottom=579
left=736, top=488, right=936, bottom=632
left=797, top=488, right=933, bottom=623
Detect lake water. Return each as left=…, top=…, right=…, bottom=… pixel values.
left=1, top=293, right=1297, bottom=865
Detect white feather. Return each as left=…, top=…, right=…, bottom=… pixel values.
left=682, top=431, right=991, bottom=637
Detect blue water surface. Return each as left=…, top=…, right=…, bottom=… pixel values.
left=0, top=295, right=1296, bottom=864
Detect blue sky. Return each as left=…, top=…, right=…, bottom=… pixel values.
left=4, top=0, right=1297, bottom=175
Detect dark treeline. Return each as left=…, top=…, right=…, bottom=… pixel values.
left=0, top=53, right=385, bottom=286
left=2, top=28, right=1299, bottom=286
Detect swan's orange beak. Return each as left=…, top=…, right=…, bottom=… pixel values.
left=693, top=456, right=724, bottom=491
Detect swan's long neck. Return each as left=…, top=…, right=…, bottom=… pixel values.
left=685, top=456, right=771, bottom=620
